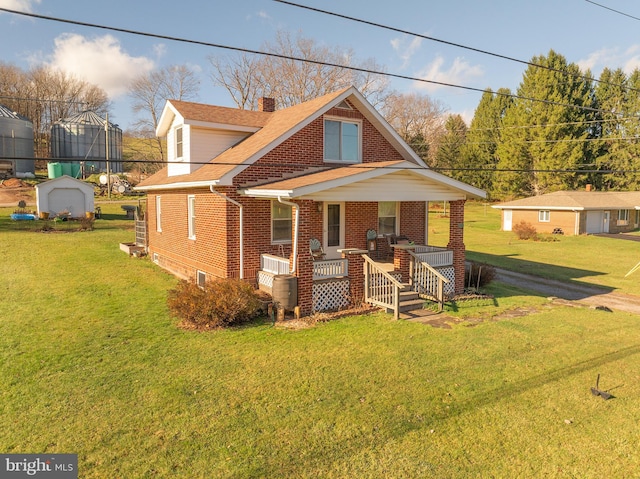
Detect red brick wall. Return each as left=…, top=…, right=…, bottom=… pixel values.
left=447, top=200, right=466, bottom=294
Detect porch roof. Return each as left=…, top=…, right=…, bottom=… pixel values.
left=238, top=160, right=486, bottom=201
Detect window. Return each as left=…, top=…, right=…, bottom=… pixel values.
left=155, top=195, right=162, bottom=232
left=197, top=270, right=206, bottom=288
left=539, top=210, right=550, bottom=222
left=618, top=209, right=630, bottom=226
left=175, top=126, right=183, bottom=159
left=378, top=202, right=398, bottom=235
left=272, top=201, right=292, bottom=243
left=324, top=119, right=360, bottom=162
left=188, top=195, right=196, bottom=239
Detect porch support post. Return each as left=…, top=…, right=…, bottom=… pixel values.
left=393, top=245, right=414, bottom=283
left=295, top=200, right=318, bottom=316
left=342, top=250, right=366, bottom=307
left=447, top=199, right=466, bottom=294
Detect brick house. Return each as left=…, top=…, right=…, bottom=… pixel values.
left=136, top=86, right=485, bottom=317
left=493, top=190, right=640, bottom=235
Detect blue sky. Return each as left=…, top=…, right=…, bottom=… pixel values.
left=2, top=0, right=640, bottom=130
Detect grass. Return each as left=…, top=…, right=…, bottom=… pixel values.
left=428, top=201, right=640, bottom=296
left=2, top=204, right=640, bottom=477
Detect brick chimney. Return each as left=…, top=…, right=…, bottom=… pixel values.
left=586, top=184, right=592, bottom=192
left=258, top=97, right=276, bottom=112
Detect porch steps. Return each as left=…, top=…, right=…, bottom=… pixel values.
left=398, top=284, right=426, bottom=313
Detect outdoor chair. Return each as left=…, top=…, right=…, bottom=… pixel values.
left=309, top=237, right=326, bottom=260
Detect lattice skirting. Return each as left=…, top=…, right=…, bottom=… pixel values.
left=257, top=271, right=275, bottom=294
left=313, top=278, right=350, bottom=312
left=414, top=266, right=455, bottom=297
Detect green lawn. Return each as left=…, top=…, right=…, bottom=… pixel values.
left=1, top=204, right=640, bottom=477
left=429, top=201, right=640, bottom=296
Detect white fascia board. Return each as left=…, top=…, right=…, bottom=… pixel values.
left=492, top=205, right=584, bottom=211
left=135, top=180, right=219, bottom=192
left=156, top=101, right=182, bottom=137
left=238, top=189, right=293, bottom=198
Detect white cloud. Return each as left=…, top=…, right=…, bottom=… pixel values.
left=0, top=0, right=40, bottom=12
left=391, top=35, right=423, bottom=68
left=578, top=45, right=640, bottom=75
left=46, top=33, right=155, bottom=98
left=413, top=55, right=484, bottom=93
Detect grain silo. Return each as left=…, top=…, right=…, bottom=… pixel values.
left=51, top=111, right=123, bottom=177
left=0, top=104, right=35, bottom=177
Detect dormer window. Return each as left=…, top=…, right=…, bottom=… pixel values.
left=175, top=126, right=183, bottom=159
left=324, top=118, right=360, bottom=163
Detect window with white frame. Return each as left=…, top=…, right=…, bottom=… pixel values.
left=175, top=126, right=183, bottom=159
left=197, top=270, right=206, bottom=288
left=324, top=118, right=360, bottom=162
left=272, top=201, right=292, bottom=243
left=378, top=201, right=398, bottom=235
left=539, top=210, right=550, bottom=222
left=188, top=195, right=196, bottom=239
left=155, top=195, right=162, bottom=232
left=618, top=209, right=630, bottom=225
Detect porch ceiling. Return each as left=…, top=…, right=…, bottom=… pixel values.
left=239, top=161, right=486, bottom=202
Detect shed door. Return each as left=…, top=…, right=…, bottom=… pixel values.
left=586, top=211, right=603, bottom=234
left=503, top=210, right=513, bottom=231
left=49, top=188, right=85, bottom=217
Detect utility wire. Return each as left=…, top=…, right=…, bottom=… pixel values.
left=584, top=0, right=640, bottom=22
left=0, top=6, right=609, bottom=115
left=274, top=0, right=640, bottom=95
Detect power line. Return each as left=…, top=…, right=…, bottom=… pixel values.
left=274, top=0, right=640, bottom=95
left=584, top=0, right=640, bottom=22
left=0, top=6, right=609, bottom=115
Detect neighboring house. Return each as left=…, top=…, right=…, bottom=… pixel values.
left=493, top=190, right=640, bottom=235
left=136, top=87, right=485, bottom=316
left=35, top=175, right=95, bottom=218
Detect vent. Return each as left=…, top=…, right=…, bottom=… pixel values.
left=336, top=100, right=352, bottom=110
left=153, top=253, right=159, bottom=263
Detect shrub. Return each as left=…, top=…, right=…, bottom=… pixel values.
left=465, top=262, right=496, bottom=289
left=512, top=221, right=538, bottom=241
left=167, top=278, right=262, bottom=329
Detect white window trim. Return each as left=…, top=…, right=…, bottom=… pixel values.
left=175, top=126, right=184, bottom=160
left=188, top=195, right=196, bottom=240
left=156, top=195, right=162, bottom=232
left=618, top=209, right=630, bottom=226
left=378, top=201, right=400, bottom=237
left=196, top=270, right=206, bottom=288
left=271, top=200, right=292, bottom=245
left=323, top=116, right=362, bottom=164
left=539, top=210, right=550, bottom=222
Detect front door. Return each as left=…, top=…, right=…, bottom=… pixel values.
left=323, top=202, right=345, bottom=259
left=603, top=211, right=610, bottom=233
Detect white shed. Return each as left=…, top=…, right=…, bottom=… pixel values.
left=36, top=175, right=95, bottom=218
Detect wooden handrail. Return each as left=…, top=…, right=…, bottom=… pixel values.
left=362, top=255, right=404, bottom=288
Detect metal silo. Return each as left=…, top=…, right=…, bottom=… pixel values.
left=51, top=111, right=123, bottom=177
left=0, top=104, right=35, bottom=176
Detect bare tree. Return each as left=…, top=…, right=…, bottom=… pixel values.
left=209, top=31, right=389, bottom=110
left=129, top=64, right=200, bottom=163
left=381, top=91, right=449, bottom=164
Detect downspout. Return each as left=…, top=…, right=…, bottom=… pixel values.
left=209, top=186, right=243, bottom=279
left=278, top=197, right=299, bottom=274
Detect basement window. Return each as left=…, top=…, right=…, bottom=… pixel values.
left=197, top=270, right=206, bottom=288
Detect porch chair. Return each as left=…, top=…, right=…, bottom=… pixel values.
left=384, top=234, right=412, bottom=260
left=309, top=237, right=326, bottom=260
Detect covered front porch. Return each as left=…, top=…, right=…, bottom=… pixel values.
left=240, top=161, right=485, bottom=317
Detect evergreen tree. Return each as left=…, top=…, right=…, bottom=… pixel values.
left=461, top=88, right=512, bottom=196
left=435, top=114, right=467, bottom=181
left=495, top=50, right=595, bottom=197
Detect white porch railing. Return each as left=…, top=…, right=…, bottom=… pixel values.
left=413, top=245, right=453, bottom=268
left=409, top=251, right=450, bottom=312
left=260, top=254, right=290, bottom=275
left=363, top=255, right=404, bottom=320
left=313, top=258, right=348, bottom=280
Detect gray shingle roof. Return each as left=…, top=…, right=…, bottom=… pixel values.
left=493, top=191, right=640, bottom=210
